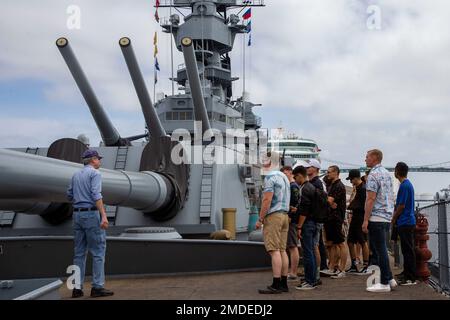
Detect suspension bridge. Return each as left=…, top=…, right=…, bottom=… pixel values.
left=319, top=159, right=450, bottom=173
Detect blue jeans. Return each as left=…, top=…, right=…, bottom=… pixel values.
left=368, top=222, right=392, bottom=285
left=73, top=210, right=106, bottom=289
left=301, top=220, right=317, bottom=286
left=313, top=223, right=323, bottom=246
left=369, top=233, right=378, bottom=266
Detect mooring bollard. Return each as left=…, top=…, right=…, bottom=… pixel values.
left=415, top=213, right=432, bottom=281
left=222, top=208, right=237, bottom=240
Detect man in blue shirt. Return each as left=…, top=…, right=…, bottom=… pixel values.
left=393, top=162, right=417, bottom=286
left=256, top=152, right=290, bottom=294
left=67, top=149, right=113, bottom=298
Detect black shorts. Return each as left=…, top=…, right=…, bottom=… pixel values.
left=324, top=219, right=345, bottom=244
left=347, top=220, right=367, bottom=244
left=287, top=223, right=299, bottom=248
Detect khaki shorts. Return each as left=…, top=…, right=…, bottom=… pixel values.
left=263, top=212, right=289, bottom=252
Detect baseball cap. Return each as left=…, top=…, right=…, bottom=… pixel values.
left=82, top=149, right=103, bottom=160
left=346, top=169, right=361, bottom=180
left=292, top=160, right=309, bottom=170
left=305, top=159, right=321, bottom=169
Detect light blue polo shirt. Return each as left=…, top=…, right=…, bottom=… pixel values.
left=67, top=165, right=103, bottom=208
left=263, top=171, right=290, bottom=215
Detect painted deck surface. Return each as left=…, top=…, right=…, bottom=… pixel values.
left=60, top=265, right=448, bottom=300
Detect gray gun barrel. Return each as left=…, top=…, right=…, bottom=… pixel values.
left=119, top=37, right=166, bottom=139
left=0, top=149, right=174, bottom=214
left=181, top=37, right=212, bottom=134
left=0, top=200, right=39, bottom=212
left=56, top=37, right=123, bottom=146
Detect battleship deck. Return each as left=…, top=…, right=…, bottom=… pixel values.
left=59, top=263, right=448, bottom=300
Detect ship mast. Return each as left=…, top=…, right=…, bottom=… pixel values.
left=156, top=0, right=265, bottom=134
left=158, top=0, right=264, bottom=101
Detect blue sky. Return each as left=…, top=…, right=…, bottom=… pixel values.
left=1, top=0, right=450, bottom=176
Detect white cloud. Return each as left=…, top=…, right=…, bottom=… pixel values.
left=242, top=0, right=450, bottom=165
left=0, top=0, right=177, bottom=110
left=0, top=116, right=90, bottom=147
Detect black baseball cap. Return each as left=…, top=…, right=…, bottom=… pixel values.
left=346, top=169, right=361, bottom=180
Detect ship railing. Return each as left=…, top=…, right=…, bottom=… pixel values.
left=156, top=0, right=266, bottom=8
left=237, top=0, right=265, bottom=6
left=415, top=199, right=450, bottom=295
left=391, top=199, right=450, bottom=295
left=157, top=0, right=190, bottom=8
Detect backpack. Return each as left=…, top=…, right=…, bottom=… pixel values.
left=311, top=188, right=330, bottom=223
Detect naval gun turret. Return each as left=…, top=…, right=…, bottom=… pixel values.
left=0, top=37, right=190, bottom=225
left=0, top=0, right=265, bottom=241
left=181, top=37, right=212, bottom=135
left=56, top=38, right=127, bottom=147
left=119, top=37, right=167, bottom=140
left=0, top=0, right=270, bottom=280
left=0, top=149, right=174, bottom=214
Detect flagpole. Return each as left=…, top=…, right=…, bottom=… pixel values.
left=243, top=29, right=246, bottom=97
left=170, top=0, right=174, bottom=96
left=154, top=32, right=157, bottom=102
left=243, top=30, right=246, bottom=118
left=154, top=1, right=160, bottom=101
left=249, top=33, right=252, bottom=96
left=154, top=69, right=156, bottom=102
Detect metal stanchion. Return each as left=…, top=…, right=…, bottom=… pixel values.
left=437, top=194, right=450, bottom=291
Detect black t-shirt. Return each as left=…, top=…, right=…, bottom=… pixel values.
left=328, top=179, right=347, bottom=222
left=310, top=176, right=324, bottom=191
left=297, top=181, right=316, bottom=221
left=288, top=182, right=300, bottom=221
left=348, top=182, right=366, bottom=221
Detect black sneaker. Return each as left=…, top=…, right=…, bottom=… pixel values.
left=398, top=278, right=418, bottom=286
left=72, top=289, right=84, bottom=298
left=355, top=266, right=370, bottom=276
left=258, top=285, right=282, bottom=294
left=395, top=272, right=406, bottom=281
left=90, top=287, right=114, bottom=298
left=345, top=265, right=359, bottom=274
left=295, top=282, right=317, bottom=290
left=279, top=285, right=289, bottom=293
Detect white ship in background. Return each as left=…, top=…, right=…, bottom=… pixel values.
left=268, top=127, right=321, bottom=165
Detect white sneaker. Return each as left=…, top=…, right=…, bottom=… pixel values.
left=366, top=283, right=391, bottom=293
left=331, top=271, right=346, bottom=279
left=320, top=269, right=338, bottom=276
left=389, top=279, right=398, bottom=288
left=287, top=274, right=298, bottom=281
